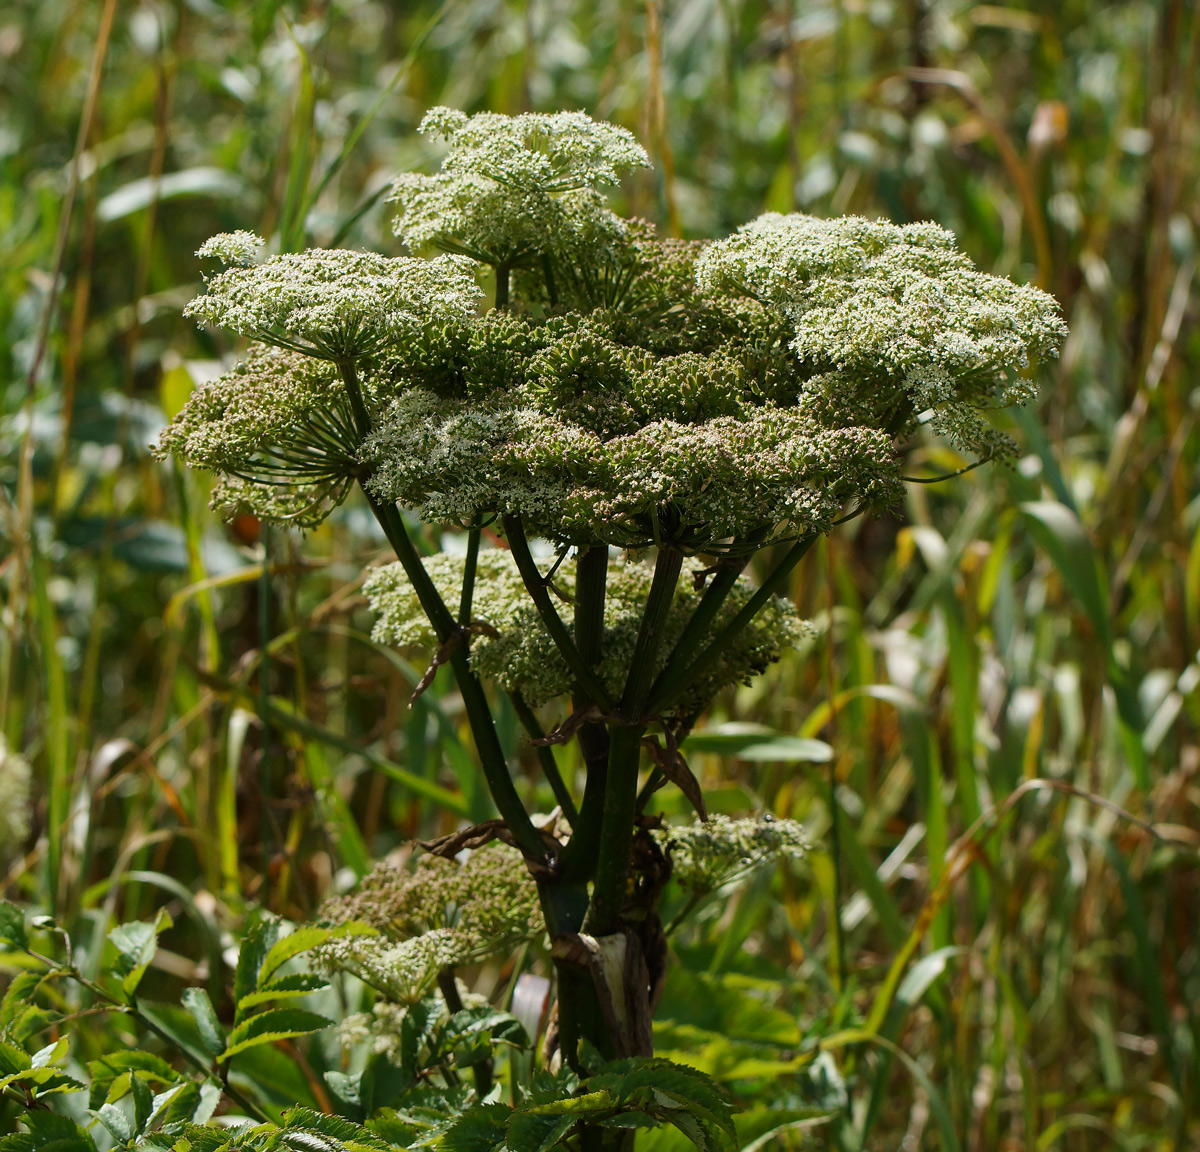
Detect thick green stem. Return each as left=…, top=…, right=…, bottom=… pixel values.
left=645, top=554, right=746, bottom=713
left=556, top=544, right=611, bottom=882
left=574, top=545, right=608, bottom=668
left=512, top=692, right=578, bottom=822
left=647, top=535, right=816, bottom=715
left=495, top=263, right=511, bottom=310
left=585, top=548, right=683, bottom=936
left=502, top=516, right=615, bottom=711
left=371, top=499, right=545, bottom=864
left=620, top=546, right=684, bottom=717
left=583, top=722, right=646, bottom=936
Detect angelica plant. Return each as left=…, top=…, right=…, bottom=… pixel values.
left=160, top=103, right=1065, bottom=1098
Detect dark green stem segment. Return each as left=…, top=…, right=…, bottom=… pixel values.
left=337, top=364, right=544, bottom=864
left=648, top=534, right=816, bottom=715
left=620, top=546, right=684, bottom=717
left=583, top=722, right=645, bottom=936
left=495, top=263, right=511, bottom=310
left=371, top=498, right=545, bottom=864
left=585, top=548, right=683, bottom=936
left=512, top=691, right=578, bottom=823
left=458, top=524, right=481, bottom=626
left=645, top=554, right=747, bottom=709
left=502, top=516, right=615, bottom=712
left=557, top=543, right=612, bottom=881
left=574, top=545, right=608, bottom=669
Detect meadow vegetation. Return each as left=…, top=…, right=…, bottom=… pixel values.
left=1, top=2, right=1198, bottom=1149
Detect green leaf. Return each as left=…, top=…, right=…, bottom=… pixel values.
left=682, top=723, right=832, bottom=763
left=504, top=1111, right=579, bottom=1152
left=0, top=1112, right=98, bottom=1152
left=88, top=1052, right=181, bottom=1111
left=30, top=1037, right=68, bottom=1069
left=93, top=1103, right=134, bottom=1145
left=182, top=988, right=226, bottom=1058
left=109, top=909, right=173, bottom=999
left=259, top=921, right=375, bottom=986
left=236, top=973, right=329, bottom=1013
left=438, top=1103, right=509, bottom=1152
left=130, top=1070, right=154, bottom=1134
left=279, top=1108, right=394, bottom=1152
left=0, top=901, right=27, bottom=949
left=234, top=917, right=282, bottom=1014
left=0, top=1038, right=32, bottom=1077
left=221, top=1008, right=332, bottom=1061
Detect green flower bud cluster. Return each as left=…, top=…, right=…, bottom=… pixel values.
left=362, top=300, right=904, bottom=550
left=364, top=549, right=808, bottom=717
left=152, top=345, right=361, bottom=526
left=653, top=814, right=810, bottom=895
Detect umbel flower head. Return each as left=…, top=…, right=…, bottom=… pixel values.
left=185, top=239, right=480, bottom=362
left=161, top=111, right=1065, bottom=549
left=653, top=814, right=810, bottom=895
left=696, top=212, right=1068, bottom=458
left=152, top=346, right=362, bottom=526
left=391, top=106, right=648, bottom=276
left=314, top=845, right=541, bottom=1003
left=365, top=548, right=808, bottom=717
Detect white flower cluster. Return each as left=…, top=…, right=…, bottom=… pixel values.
left=184, top=247, right=481, bottom=362
left=653, top=814, right=810, bottom=894
left=391, top=107, right=646, bottom=272
left=0, top=736, right=31, bottom=865
left=196, top=230, right=265, bottom=267
left=161, top=114, right=1068, bottom=548
left=152, top=345, right=361, bottom=526
left=697, top=213, right=1067, bottom=458
left=421, top=106, right=650, bottom=192
left=365, top=548, right=808, bottom=715
left=315, top=845, right=542, bottom=1001
left=315, top=930, right=463, bottom=1006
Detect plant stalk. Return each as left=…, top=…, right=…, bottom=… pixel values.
left=648, top=535, right=815, bottom=714
left=338, top=365, right=545, bottom=863
left=502, top=516, right=615, bottom=711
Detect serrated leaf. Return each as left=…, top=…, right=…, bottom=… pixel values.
left=233, top=918, right=282, bottom=1014
left=88, top=1052, right=179, bottom=1111
left=439, top=1104, right=509, bottom=1152
left=504, top=1111, right=576, bottom=1152
left=109, top=909, right=173, bottom=999
left=0, top=1112, right=98, bottom=1152
left=1, top=972, right=42, bottom=1029
left=236, top=973, right=329, bottom=1012
left=94, top=1102, right=135, bottom=1145
left=181, top=988, right=225, bottom=1057
left=220, top=1008, right=332, bottom=1061
left=279, top=1107, right=394, bottom=1152
left=0, top=1038, right=32, bottom=1075
left=131, top=1068, right=154, bottom=1133
left=30, top=1037, right=67, bottom=1069
left=259, top=922, right=373, bottom=986
left=0, top=901, right=27, bottom=950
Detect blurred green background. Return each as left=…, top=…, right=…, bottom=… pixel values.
left=2, top=0, right=1198, bottom=1146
